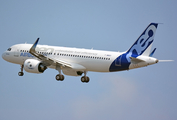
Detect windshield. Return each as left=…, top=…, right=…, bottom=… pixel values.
left=7, top=48, right=11, bottom=51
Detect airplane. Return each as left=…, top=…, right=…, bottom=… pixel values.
left=2, top=23, right=172, bottom=83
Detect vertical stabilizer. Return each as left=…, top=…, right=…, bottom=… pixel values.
left=149, top=48, right=157, bottom=57
left=126, top=23, right=158, bottom=57
left=109, top=23, right=159, bottom=72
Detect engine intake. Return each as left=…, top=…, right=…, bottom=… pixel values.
left=24, top=59, right=47, bottom=73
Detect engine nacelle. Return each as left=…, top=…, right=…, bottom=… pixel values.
left=62, top=69, right=83, bottom=76
left=24, top=59, right=47, bottom=73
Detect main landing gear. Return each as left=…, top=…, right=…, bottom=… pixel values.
left=55, top=66, right=64, bottom=81
left=81, top=71, right=90, bottom=83
left=55, top=73, right=90, bottom=83
left=56, top=74, right=64, bottom=81
left=18, top=64, right=24, bottom=76
left=55, top=67, right=90, bottom=83
left=81, top=76, right=90, bottom=83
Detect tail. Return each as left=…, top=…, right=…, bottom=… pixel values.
left=109, top=23, right=159, bottom=72
left=126, top=23, right=158, bottom=57
left=109, top=23, right=174, bottom=72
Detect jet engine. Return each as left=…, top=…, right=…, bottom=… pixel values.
left=24, top=59, right=47, bottom=73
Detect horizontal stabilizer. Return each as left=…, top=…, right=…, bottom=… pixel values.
left=130, top=57, right=145, bottom=62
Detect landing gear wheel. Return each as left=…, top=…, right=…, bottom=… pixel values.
left=56, top=74, right=64, bottom=81
left=61, top=75, right=64, bottom=81
left=81, top=76, right=85, bottom=82
left=18, top=72, right=24, bottom=76
left=56, top=74, right=60, bottom=81
left=85, top=77, right=90, bottom=83
left=18, top=64, right=24, bottom=76
left=81, top=76, right=90, bottom=83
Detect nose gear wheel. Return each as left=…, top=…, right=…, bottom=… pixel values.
left=18, top=65, right=24, bottom=76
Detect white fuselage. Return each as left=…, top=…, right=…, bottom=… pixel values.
left=2, top=44, right=124, bottom=72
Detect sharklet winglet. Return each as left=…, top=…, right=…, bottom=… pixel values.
left=30, top=38, right=39, bottom=53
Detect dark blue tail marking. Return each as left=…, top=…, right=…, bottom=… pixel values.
left=109, top=23, right=158, bottom=72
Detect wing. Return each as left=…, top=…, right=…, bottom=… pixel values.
left=29, top=38, right=86, bottom=70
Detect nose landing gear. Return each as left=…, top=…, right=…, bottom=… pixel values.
left=18, top=65, right=24, bottom=76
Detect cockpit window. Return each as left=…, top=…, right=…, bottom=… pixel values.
left=7, top=48, right=11, bottom=51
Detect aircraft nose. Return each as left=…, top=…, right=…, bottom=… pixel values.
left=2, top=52, right=5, bottom=60
left=2, top=52, right=7, bottom=61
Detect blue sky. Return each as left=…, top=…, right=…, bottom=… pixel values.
left=0, top=0, right=177, bottom=120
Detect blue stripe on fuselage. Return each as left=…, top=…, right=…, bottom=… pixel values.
left=109, top=53, right=130, bottom=72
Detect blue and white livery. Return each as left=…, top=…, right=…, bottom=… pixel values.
left=2, top=23, right=170, bottom=83
left=110, top=23, right=158, bottom=71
